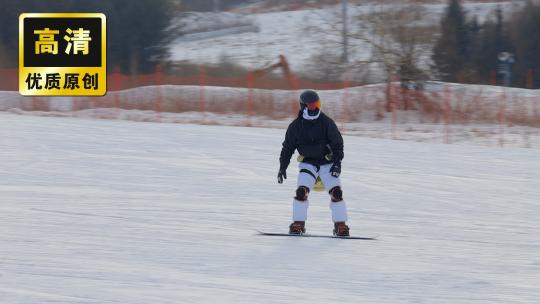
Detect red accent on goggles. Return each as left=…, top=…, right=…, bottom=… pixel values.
left=306, top=100, right=321, bottom=110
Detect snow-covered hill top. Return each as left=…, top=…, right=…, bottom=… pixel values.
left=169, top=1, right=523, bottom=72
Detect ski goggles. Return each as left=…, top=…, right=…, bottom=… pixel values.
left=305, top=99, right=321, bottom=110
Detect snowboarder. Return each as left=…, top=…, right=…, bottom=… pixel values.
left=277, top=90, right=350, bottom=236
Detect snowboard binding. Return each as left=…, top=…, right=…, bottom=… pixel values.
left=289, top=221, right=306, bottom=235
left=333, top=222, right=350, bottom=237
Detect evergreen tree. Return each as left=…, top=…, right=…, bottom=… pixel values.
left=509, top=0, right=540, bottom=88
left=472, top=6, right=514, bottom=85
left=102, top=0, right=174, bottom=74
left=0, top=0, right=174, bottom=73
left=432, top=0, right=471, bottom=82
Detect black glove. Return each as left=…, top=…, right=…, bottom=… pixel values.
left=277, top=168, right=287, bottom=184
left=330, top=163, right=341, bottom=178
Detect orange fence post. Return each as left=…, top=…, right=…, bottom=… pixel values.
left=246, top=72, right=255, bottom=127
left=31, top=97, right=37, bottom=112
left=499, top=89, right=507, bottom=147
left=385, top=81, right=392, bottom=113
left=340, top=79, right=351, bottom=127
left=527, top=68, right=534, bottom=89
left=290, top=90, right=298, bottom=118
left=0, top=68, right=18, bottom=91
left=72, top=96, right=79, bottom=115
left=199, top=66, right=207, bottom=123
left=444, top=85, right=451, bottom=144
left=387, top=78, right=399, bottom=140
left=289, top=73, right=300, bottom=118
left=155, top=64, right=162, bottom=121
left=490, top=69, right=497, bottom=86
left=113, top=65, right=121, bottom=109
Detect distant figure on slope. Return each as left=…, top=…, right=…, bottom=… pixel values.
left=277, top=90, right=349, bottom=236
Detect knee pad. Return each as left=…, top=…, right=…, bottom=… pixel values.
left=329, top=186, right=343, bottom=202
left=295, top=186, right=310, bottom=201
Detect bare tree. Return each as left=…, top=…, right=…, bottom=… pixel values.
left=355, top=6, right=434, bottom=77
left=304, top=2, right=437, bottom=112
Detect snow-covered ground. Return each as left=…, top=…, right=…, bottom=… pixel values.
left=168, top=1, right=522, bottom=71
left=169, top=12, right=260, bottom=42
left=1, top=113, right=540, bottom=303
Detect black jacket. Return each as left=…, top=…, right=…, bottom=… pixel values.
left=279, top=111, right=344, bottom=170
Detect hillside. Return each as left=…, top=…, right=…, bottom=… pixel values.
left=168, top=1, right=522, bottom=75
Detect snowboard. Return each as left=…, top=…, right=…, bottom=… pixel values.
left=256, top=230, right=377, bottom=240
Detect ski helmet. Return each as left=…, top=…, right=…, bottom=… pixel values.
left=299, top=90, right=321, bottom=111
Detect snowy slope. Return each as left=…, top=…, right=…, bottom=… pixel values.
left=169, top=2, right=522, bottom=71
left=1, top=113, right=540, bottom=303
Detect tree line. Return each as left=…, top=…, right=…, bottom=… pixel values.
left=0, top=0, right=175, bottom=74
left=432, top=0, right=540, bottom=89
